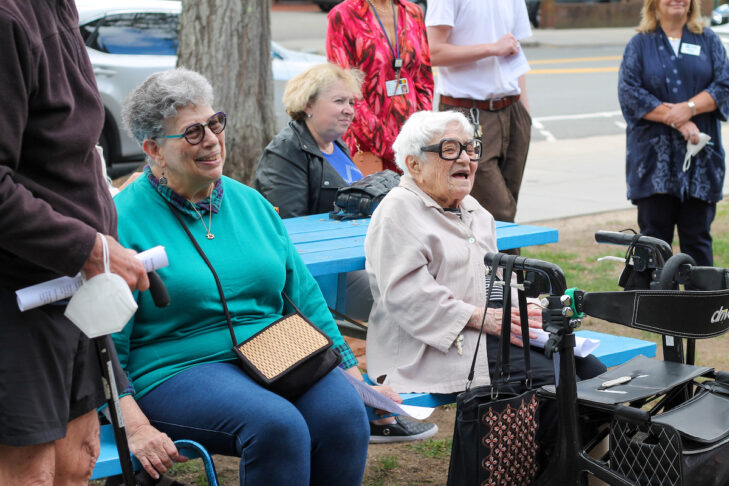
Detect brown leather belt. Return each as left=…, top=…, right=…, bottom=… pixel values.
left=440, top=94, right=520, bottom=112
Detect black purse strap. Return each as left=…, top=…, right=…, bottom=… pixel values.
left=516, top=270, right=533, bottom=387
left=466, top=254, right=534, bottom=392
left=466, top=253, right=502, bottom=390
left=493, top=256, right=516, bottom=385
left=493, top=260, right=533, bottom=388
left=163, top=199, right=302, bottom=348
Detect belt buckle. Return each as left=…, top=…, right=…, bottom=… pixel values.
left=489, top=97, right=505, bottom=111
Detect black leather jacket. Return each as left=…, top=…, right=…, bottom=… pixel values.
left=254, top=119, right=349, bottom=218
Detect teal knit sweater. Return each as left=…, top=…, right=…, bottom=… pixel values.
left=113, top=175, right=353, bottom=398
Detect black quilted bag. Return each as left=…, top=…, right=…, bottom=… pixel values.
left=329, top=170, right=400, bottom=220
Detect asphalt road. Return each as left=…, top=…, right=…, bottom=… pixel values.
left=524, top=46, right=626, bottom=142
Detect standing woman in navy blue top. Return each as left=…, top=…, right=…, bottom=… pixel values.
left=618, top=0, right=729, bottom=266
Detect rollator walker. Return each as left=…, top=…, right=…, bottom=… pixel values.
left=485, top=231, right=729, bottom=486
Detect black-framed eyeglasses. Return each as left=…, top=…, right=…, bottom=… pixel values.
left=163, top=112, right=226, bottom=145
left=420, top=137, right=482, bottom=161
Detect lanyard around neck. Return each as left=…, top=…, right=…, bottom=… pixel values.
left=367, top=0, right=399, bottom=67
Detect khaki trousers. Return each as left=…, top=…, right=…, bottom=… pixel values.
left=439, top=100, right=531, bottom=223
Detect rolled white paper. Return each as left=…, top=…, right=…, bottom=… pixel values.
left=15, top=246, right=169, bottom=312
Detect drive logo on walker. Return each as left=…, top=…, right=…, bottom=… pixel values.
left=711, top=306, right=729, bottom=324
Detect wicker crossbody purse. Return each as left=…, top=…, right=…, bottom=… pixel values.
left=232, top=292, right=341, bottom=399
left=165, top=200, right=341, bottom=400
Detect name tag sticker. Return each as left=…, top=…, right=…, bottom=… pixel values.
left=386, top=78, right=409, bottom=96
left=680, top=43, right=701, bottom=56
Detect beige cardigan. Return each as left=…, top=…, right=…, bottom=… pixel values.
left=364, top=175, right=499, bottom=393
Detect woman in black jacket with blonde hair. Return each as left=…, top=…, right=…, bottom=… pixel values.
left=254, top=63, right=363, bottom=218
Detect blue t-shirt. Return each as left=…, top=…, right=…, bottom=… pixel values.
left=323, top=144, right=362, bottom=184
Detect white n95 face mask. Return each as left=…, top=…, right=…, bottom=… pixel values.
left=64, top=234, right=138, bottom=338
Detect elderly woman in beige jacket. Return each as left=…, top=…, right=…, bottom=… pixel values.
left=364, top=110, right=605, bottom=394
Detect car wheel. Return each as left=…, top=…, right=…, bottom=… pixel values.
left=317, top=2, right=339, bottom=12
left=527, top=1, right=540, bottom=28
left=98, top=114, right=121, bottom=175
left=98, top=128, right=113, bottom=170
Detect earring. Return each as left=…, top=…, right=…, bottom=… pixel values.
left=159, top=168, right=168, bottom=186
left=307, top=113, right=312, bottom=118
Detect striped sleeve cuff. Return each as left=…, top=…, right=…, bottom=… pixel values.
left=334, top=342, right=359, bottom=370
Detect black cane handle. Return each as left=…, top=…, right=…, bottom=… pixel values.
left=147, top=271, right=170, bottom=308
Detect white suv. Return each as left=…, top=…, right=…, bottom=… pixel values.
left=76, top=0, right=325, bottom=174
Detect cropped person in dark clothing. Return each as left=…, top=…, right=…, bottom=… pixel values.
left=0, top=1, right=149, bottom=484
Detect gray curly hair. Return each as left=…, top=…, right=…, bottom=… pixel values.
left=122, top=67, right=215, bottom=147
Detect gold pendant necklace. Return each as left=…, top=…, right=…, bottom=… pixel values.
left=189, top=187, right=215, bottom=240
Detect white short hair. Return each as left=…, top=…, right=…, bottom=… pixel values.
left=392, top=111, right=474, bottom=175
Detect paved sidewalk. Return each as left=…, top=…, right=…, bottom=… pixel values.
left=518, top=124, right=729, bottom=224
left=271, top=8, right=639, bottom=55
left=517, top=133, right=632, bottom=223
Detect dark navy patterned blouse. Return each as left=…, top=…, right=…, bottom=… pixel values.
left=618, top=26, right=729, bottom=203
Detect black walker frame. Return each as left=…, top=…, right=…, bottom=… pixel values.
left=483, top=231, right=729, bottom=486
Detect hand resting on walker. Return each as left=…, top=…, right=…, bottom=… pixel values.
left=466, top=301, right=542, bottom=347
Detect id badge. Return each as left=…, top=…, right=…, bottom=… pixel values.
left=680, top=43, right=701, bottom=56
left=386, top=78, right=409, bottom=96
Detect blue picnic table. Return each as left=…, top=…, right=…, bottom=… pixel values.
left=283, top=213, right=560, bottom=312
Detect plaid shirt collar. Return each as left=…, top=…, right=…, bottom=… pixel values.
left=143, top=165, right=223, bottom=217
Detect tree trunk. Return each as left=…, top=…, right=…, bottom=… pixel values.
left=178, top=0, right=275, bottom=185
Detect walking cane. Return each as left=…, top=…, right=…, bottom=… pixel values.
left=96, top=271, right=169, bottom=486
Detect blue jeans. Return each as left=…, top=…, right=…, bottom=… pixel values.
left=138, top=362, right=369, bottom=486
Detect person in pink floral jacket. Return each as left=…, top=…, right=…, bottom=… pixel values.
left=326, top=0, right=434, bottom=173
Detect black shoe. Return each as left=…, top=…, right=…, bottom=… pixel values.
left=369, top=416, right=438, bottom=444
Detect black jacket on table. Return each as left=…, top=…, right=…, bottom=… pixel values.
left=254, top=119, right=349, bottom=218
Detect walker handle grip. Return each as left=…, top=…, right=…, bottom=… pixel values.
left=595, top=231, right=673, bottom=261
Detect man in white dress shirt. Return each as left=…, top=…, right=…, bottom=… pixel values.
left=426, top=0, right=533, bottom=226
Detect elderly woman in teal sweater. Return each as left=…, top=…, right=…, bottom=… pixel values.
left=112, top=68, right=370, bottom=485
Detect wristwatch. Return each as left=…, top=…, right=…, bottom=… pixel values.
left=687, top=100, right=697, bottom=116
